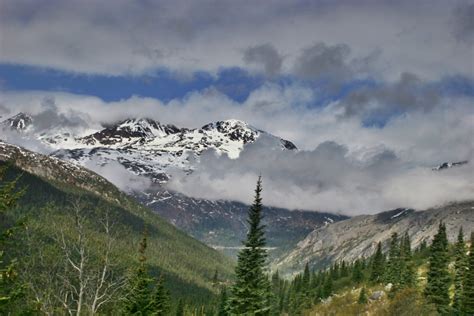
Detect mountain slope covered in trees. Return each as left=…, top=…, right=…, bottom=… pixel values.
left=0, top=141, right=234, bottom=314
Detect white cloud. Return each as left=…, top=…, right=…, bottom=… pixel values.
left=167, top=137, right=474, bottom=214
left=84, top=157, right=152, bottom=193
left=0, top=86, right=472, bottom=214
left=0, top=0, right=471, bottom=80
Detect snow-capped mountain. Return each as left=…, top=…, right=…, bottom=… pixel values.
left=0, top=112, right=33, bottom=131
left=49, top=117, right=297, bottom=183
left=1, top=113, right=339, bottom=257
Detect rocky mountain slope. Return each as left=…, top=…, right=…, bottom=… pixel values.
left=0, top=113, right=340, bottom=257
left=138, top=189, right=346, bottom=258
left=274, top=201, right=474, bottom=275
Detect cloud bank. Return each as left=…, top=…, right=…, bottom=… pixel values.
left=1, top=85, right=472, bottom=214
left=0, top=0, right=472, bottom=80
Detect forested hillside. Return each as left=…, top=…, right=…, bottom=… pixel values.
left=0, top=161, right=234, bottom=314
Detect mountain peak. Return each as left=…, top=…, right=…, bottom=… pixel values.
left=432, top=160, right=468, bottom=171
left=1, top=112, right=33, bottom=131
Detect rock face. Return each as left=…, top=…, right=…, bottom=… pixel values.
left=0, top=112, right=33, bottom=131
left=138, top=189, right=347, bottom=258
left=274, top=202, right=474, bottom=274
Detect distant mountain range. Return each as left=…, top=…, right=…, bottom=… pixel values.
left=0, top=113, right=343, bottom=257
left=1, top=112, right=472, bottom=271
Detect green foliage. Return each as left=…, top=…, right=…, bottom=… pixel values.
left=150, top=275, right=171, bottom=315
left=462, top=232, right=474, bottom=315
left=385, top=232, right=401, bottom=285
left=175, top=298, right=185, bottom=316
left=388, top=288, right=438, bottom=316
left=370, top=242, right=385, bottom=284
left=358, top=287, right=367, bottom=304
left=228, top=177, right=272, bottom=315
left=0, top=164, right=25, bottom=314
left=453, top=227, right=467, bottom=315
left=3, top=165, right=233, bottom=314
left=122, top=231, right=155, bottom=314
left=351, top=259, right=364, bottom=284
left=217, top=288, right=228, bottom=316
left=424, top=222, right=451, bottom=315
left=399, top=232, right=416, bottom=289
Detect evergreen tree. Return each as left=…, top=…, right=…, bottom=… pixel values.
left=121, top=230, right=154, bottom=314
left=212, top=269, right=219, bottom=287
left=358, top=287, right=368, bottom=305
left=340, top=260, right=348, bottom=277
left=322, top=274, right=333, bottom=298
left=424, top=222, right=451, bottom=315
left=217, top=288, right=228, bottom=316
left=150, top=274, right=171, bottom=315
left=462, top=232, right=474, bottom=315
left=399, top=232, right=416, bottom=289
left=302, top=263, right=310, bottom=289
left=352, top=259, right=364, bottom=284
left=385, top=232, right=401, bottom=284
left=228, top=177, right=272, bottom=315
left=370, top=242, right=385, bottom=283
left=176, top=299, right=185, bottom=316
left=418, top=239, right=428, bottom=253
left=453, top=227, right=467, bottom=315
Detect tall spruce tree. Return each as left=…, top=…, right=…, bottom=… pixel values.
left=175, top=299, right=185, bottom=316
left=385, top=232, right=401, bottom=285
left=352, top=259, right=364, bottom=284
left=462, top=232, right=474, bottom=314
left=370, top=242, right=385, bottom=284
left=453, top=227, right=467, bottom=315
left=218, top=288, right=228, bottom=316
left=424, top=222, right=451, bottom=315
left=399, top=232, right=416, bottom=289
left=228, top=177, right=272, bottom=315
left=121, top=230, right=154, bottom=314
left=150, top=274, right=171, bottom=316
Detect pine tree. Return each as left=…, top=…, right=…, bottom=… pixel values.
left=453, top=227, right=467, bottom=315
left=340, top=260, right=348, bottom=277
left=218, top=288, right=228, bottom=316
left=385, top=232, right=401, bottom=285
left=358, top=287, right=368, bottom=304
left=370, top=242, right=385, bottom=284
left=322, top=274, right=333, bottom=298
left=302, top=263, right=310, bottom=289
left=462, top=232, right=474, bottom=315
left=399, top=232, right=416, bottom=289
left=352, top=259, right=364, bottom=284
left=424, top=222, right=451, bottom=315
left=176, top=299, right=185, bottom=316
left=212, top=269, right=219, bottom=287
left=228, top=177, right=272, bottom=315
left=150, top=274, right=171, bottom=315
left=121, top=230, right=154, bottom=314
